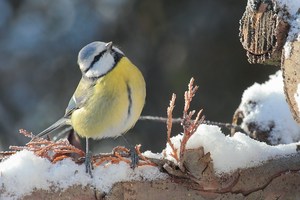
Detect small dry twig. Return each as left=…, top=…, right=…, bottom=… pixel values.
left=1, top=130, right=157, bottom=168
left=180, top=78, right=205, bottom=166
left=135, top=144, right=157, bottom=166
left=166, top=93, right=180, bottom=162
left=165, top=78, right=205, bottom=171
left=2, top=129, right=85, bottom=163
left=92, top=145, right=157, bottom=167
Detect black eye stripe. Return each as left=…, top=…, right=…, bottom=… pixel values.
left=83, top=48, right=124, bottom=80
left=83, top=50, right=106, bottom=73
left=91, top=50, right=106, bottom=66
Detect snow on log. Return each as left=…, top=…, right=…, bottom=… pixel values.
left=240, top=0, right=300, bottom=123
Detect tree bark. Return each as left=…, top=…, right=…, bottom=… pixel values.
left=282, top=41, right=300, bottom=123
left=239, top=0, right=289, bottom=66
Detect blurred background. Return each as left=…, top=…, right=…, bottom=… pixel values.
left=0, top=0, right=278, bottom=153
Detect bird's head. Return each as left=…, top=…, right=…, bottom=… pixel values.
left=78, top=41, right=124, bottom=79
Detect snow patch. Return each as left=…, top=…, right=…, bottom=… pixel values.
left=294, top=83, right=300, bottom=114
left=284, top=41, right=292, bottom=58
left=0, top=150, right=167, bottom=200
left=238, top=71, right=300, bottom=144
left=163, top=70, right=300, bottom=174
left=143, top=150, right=163, bottom=160
left=164, top=124, right=299, bottom=175
left=277, top=0, right=300, bottom=57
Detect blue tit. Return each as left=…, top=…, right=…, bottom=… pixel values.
left=36, top=41, right=146, bottom=175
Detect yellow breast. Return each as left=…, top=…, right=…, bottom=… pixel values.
left=71, top=57, right=146, bottom=139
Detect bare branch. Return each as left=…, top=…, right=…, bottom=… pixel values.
left=166, top=93, right=179, bottom=162
left=179, top=78, right=204, bottom=170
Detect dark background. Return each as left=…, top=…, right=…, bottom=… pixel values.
left=0, top=0, right=278, bottom=153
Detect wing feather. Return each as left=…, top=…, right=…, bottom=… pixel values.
left=64, top=77, right=95, bottom=117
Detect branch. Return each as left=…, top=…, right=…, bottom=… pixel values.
left=166, top=93, right=179, bottom=162
left=139, top=116, right=241, bottom=130
left=179, top=78, right=205, bottom=170
left=164, top=78, right=205, bottom=171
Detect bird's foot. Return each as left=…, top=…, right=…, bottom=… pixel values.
left=85, top=150, right=93, bottom=178
left=129, top=146, right=139, bottom=169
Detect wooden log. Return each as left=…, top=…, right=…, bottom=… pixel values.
left=239, top=0, right=290, bottom=66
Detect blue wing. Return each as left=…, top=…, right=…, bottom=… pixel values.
left=64, top=77, right=95, bottom=117
left=37, top=77, right=94, bottom=138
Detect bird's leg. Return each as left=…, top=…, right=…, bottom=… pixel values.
left=85, top=137, right=93, bottom=177
left=129, top=146, right=139, bottom=169
left=121, top=135, right=139, bottom=169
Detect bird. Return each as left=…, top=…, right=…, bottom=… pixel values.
left=36, top=41, right=146, bottom=175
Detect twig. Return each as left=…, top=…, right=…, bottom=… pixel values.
left=135, top=144, right=156, bottom=166
left=183, top=78, right=198, bottom=115
left=0, top=129, right=85, bottom=163
left=179, top=78, right=205, bottom=170
left=1, top=130, right=157, bottom=168
left=166, top=93, right=179, bottom=162
left=163, top=78, right=206, bottom=171
left=92, top=145, right=157, bottom=167
left=139, top=116, right=241, bottom=130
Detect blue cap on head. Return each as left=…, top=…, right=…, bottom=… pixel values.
left=78, top=42, right=106, bottom=64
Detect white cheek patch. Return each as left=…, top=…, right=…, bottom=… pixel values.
left=85, top=53, right=115, bottom=78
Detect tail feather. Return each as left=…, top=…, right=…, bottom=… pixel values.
left=36, top=118, right=69, bottom=138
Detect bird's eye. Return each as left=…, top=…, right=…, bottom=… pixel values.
left=92, top=50, right=106, bottom=66
left=84, top=50, right=107, bottom=73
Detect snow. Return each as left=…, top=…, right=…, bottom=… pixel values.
left=164, top=134, right=183, bottom=163
left=143, top=150, right=163, bottom=160
left=162, top=70, right=300, bottom=174
left=284, top=41, right=292, bottom=58
left=164, top=124, right=299, bottom=175
left=2, top=70, right=300, bottom=198
left=277, top=0, right=300, bottom=57
left=93, top=162, right=166, bottom=193
left=0, top=150, right=167, bottom=200
left=188, top=125, right=298, bottom=174
left=238, top=71, right=300, bottom=144
left=295, top=84, right=300, bottom=114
